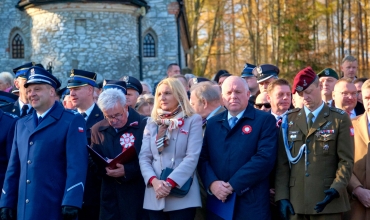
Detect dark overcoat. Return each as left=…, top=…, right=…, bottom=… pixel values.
left=198, top=104, right=278, bottom=220
left=0, top=102, right=88, bottom=220
left=0, top=110, right=18, bottom=188
left=90, top=107, right=147, bottom=220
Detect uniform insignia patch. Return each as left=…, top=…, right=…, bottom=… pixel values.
left=303, top=80, right=307, bottom=86
left=296, top=85, right=303, bottom=92
left=180, top=129, right=188, bottom=135
left=325, top=69, right=329, bottom=75
left=122, top=76, right=129, bottom=83
left=4, top=112, right=18, bottom=118
left=257, top=67, right=262, bottom=74
left=323, top=144, right=329, bottom=150
left=78, top=127, right=84, bottom=132
left=242, top=125, right=252, bottom=134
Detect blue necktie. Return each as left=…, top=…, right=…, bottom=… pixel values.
left=229, top=117, right=237, bottom=129
left=37, top=116, right=42, bottom=126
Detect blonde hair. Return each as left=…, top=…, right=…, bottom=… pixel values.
left=362, top=79, right=370, bottom=90
left=151, top=78, right=194, bottom=119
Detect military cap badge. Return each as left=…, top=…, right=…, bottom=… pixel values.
left=122, top=76, right=129, bottom=83
left=325, top=69, right=330, bottom=75
left=192, top=78, right=198, bottom=84
left=296, top=85, right=303, bottom=92
left=303, top=80, right=307, bottom=87
left=257, top=67, right=263, bottom=74
left=70, top=69, right=75, bottom=77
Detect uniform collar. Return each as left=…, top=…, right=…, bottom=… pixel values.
left=78, top=103, right=95, bottom=118
left=304, top=101, right=325, bottom=122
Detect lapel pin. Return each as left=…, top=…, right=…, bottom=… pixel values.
left=323, top=144, right=329, bottom=150
left=242, top=125, right=252, bottom=134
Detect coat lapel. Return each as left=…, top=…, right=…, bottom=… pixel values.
left=29, top=102, right=63, bottom=135
left=86, top=104, right=102, bottom=129
left=295, top=108, right=308, bottom=136
left=358, top=114, right=370, bottom=147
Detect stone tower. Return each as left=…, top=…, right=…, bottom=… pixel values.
left=0, top=0, right=191, bottom=86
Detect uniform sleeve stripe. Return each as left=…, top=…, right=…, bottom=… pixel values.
left=66, top=182, right=84, bottom=192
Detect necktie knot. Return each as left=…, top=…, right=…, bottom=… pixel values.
left=229, top=117, right=238, bottom=129
left=37, top=116, right=43, bottom=126
left=21, top=105, right=29, bottom=117
left=81, top=112, right=87, bottom=119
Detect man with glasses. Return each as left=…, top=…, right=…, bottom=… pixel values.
left=90, top=81, right=147, bottom=219
left=332, top=78, right=364, bottom=119
left=67, top=69, right=104, bottom=220
left=254, top=92, right=271, bottom=112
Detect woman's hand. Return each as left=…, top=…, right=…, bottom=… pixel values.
left=152, top=178, right=171, bottom=199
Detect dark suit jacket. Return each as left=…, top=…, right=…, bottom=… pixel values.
left=198, top=104, right=278, bottom=219
left=91, top=108, right=147, bottom=219
left=1, top=100, right=33, bottom=117
left=354, top=102, right=365, bottom=116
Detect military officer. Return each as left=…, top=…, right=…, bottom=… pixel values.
left=275, top=67, right=354, bottom=220
left=0, top=109, right=18, bottom=189
left=0, top=66, right=88, bottom=220
left=67, top=69, right=104, bottom=220
left=241, top=63, right=259, bottom=104
left=119, top=76, right=143, bottom=109
left=317, top=68, right=338, bottom=107
left=0, top=63, right=42, bottom=117
left=253, top=64, right=279, bottom=93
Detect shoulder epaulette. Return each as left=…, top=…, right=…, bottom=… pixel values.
left=329, top=107, right=345, bottom=115
left=3, top=112, right=18, bottom=119
left=287, top=108, right=300, bottom=114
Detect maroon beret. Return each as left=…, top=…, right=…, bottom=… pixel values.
left=292, top=67, right=317, bottom=94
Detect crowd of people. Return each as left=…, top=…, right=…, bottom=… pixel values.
left=0, top=55, right=369, bottom=220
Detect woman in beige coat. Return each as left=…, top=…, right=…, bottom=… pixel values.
left=139, top=78, right=203, bottom=220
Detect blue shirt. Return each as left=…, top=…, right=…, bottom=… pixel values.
left=303, top=101, right=325, bottom=124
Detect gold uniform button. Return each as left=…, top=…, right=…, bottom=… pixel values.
left=27, top=160, right=32, bottom=164
left=26, top=199, right=29, bottom=203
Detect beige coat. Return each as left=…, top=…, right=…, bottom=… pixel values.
left=139, top=114, right=203, bottom=211
left=346, top=113, right=370, bottom=220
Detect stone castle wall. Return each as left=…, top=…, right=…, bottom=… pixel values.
left=0, top=0, right=186, bottom=88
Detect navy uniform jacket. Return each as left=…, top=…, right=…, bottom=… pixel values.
left=91, top=107, right=147, bottom=219
left=82, top=103, right=104, bottom=211
left=198, top=104, right=278, bottom=220
left=0, top=102, right=88, bottom=220
left=1, top=100, right=34, bottom=117
left=0, top=110, right=18, bottom=188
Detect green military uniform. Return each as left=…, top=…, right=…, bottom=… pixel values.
left=275, top=104, right=354, bottom=216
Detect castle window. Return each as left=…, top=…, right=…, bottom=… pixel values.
left=143, top=33, right=156, bottom=57
left=12, top=34, right=24, bottom=59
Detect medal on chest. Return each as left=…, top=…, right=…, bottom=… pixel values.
left=120, top=133, right=135, bottom=152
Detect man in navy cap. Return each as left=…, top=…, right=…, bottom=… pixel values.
left=119, top=76, right=143, bottom=109
left=317, top=68, right=339, bottom=107
left=67, top=69, right=103, bottom=220
left=0, top=66, right=88, bottom=220
left=0, top=62, right=40, bottom=117
left=241, top=63, right=259, bottom=103
left=275, top=67, right=353, bottom=220
left=253, top=64, right=280, bottom=93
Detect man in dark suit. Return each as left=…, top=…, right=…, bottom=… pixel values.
left=67, top=69, right=104, bottom=220
left=0, top=66, right=88, bottom=220
left=90, top=81, right=147, bottom=219
left=198, top=76, right=278, bottom=220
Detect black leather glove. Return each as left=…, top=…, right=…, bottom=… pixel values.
left=277, top=199, right=295, bottom=220
left=314, top=188, right=339, bottom=213
left=0, top=208, right=15, bottom=220
left=61, top=206, right=79, bottom=220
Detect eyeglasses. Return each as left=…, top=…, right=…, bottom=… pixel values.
left=104, top=113, right=124, bottom=121
left=334, top=91, right=358, bottom=98
left=255, top=103, right=271, bottom=109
